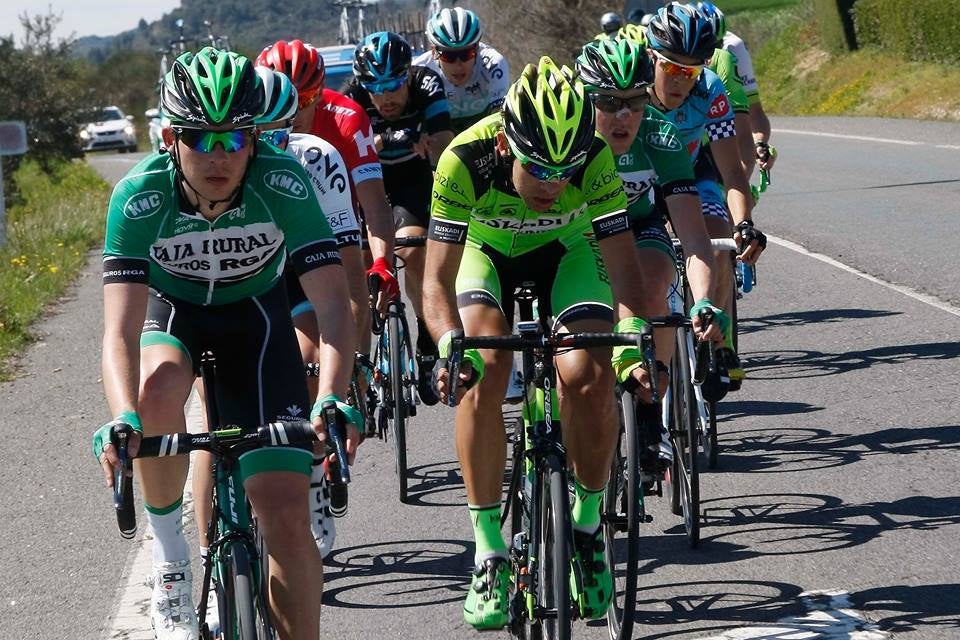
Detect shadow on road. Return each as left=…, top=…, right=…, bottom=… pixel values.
left=714, top=424, right=960, bottom=474
left=742, top=341, right=960, bottom=380
left=401, top=460, right=467, bottom=507
left=856, top=583, right=960, bottom=634
left=739, top=308, right=900, bottom=337
left=322, top=538, right=471, bottom=609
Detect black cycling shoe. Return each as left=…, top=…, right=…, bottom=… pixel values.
left=416, top=353, right=440, bottom=406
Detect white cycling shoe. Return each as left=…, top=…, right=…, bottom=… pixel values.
left=149, top=559, right=199, bottom=640
left=309, top=457, right=337, bottom=558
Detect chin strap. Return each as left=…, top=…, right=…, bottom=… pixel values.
left=170, top=142, right=256, bottom=211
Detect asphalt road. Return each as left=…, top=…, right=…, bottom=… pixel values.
left=1, top=117, right=958, bottom=639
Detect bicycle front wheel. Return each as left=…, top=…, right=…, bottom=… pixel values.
left=387, top=308, right=409, bottom=503
left=542, top=459, right=572, bottom=640
left=222, top=543, right=258, bottom=640
left=669, top=329, right=700, bottom=547
left=603, top=392, right=640, bottom=640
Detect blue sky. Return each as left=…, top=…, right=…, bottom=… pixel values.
left=2, top=1, right=181, bottom=43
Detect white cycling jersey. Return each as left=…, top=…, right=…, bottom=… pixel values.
left=722, top=31, right=759, bottom=101
left=412, top=42, right=509, bottom=131
left=285, top=133, right=361, bottom=248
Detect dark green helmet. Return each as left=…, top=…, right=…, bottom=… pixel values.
left=576, top=38, right=654, bottom=92
left=161, top=47, right=263, bottom=128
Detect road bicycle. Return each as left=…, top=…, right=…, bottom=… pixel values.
left=111, top=354, right=349, bottom=640
left=450, top=316, right=648, bottom=640
left=366, top=235, right=426, bottom=503
left=603, top=310, right=712, bottom=637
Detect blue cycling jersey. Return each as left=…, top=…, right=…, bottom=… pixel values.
left=658, top=68, right=736, bottom=164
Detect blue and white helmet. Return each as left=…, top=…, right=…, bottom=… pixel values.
left=646, top=2, right=717, bottom=62
left=696, top=2, right=727, bottom=43
left=426, top=7, right=483, bottom=50
left=353, top=31, right=412, bottom=83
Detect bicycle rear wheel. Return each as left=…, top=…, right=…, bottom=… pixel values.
left=668, top=329, right=700, bottom=547
left=603, top=392, right=640, bottom=640
left=387, top=307, right=409, bottom=503
left=542, top=459, right=572, bottom=640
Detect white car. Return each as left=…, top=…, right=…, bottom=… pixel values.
left=79, top=105, right=138, bottom=153
left=145, top=107, right=170, bottom=153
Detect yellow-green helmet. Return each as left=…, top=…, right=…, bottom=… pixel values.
left=161, top=47, right=263, bottom=128
left=501, top=56, right=595, bottom=168
left=617, top=23, right=648, bottom=47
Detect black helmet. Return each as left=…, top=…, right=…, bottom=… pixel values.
left=353, top=31, right=412, bottom=84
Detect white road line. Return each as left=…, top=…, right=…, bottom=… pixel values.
left=107, top=392, right=203, bottom=639
left=935, top=144, right=960, bottom=150
left=769, top=234, right=960, bottom=319
left=774, top=129, right=924, bottom=146
left=699, top=590, right=890, bottom=639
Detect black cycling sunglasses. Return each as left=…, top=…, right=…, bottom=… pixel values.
left=590, top=93, right=650, bottom=114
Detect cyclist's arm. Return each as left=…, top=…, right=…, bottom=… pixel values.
left=102, top=281, right=148, bottom=419
left=347, top=113, right=395, bottom=264
left=711, top=135, right=752, bottom=226
left=750, top=102, right=775, bottom=171
left=427, top=130, right=455, bottom=165
left=735, top=112, right=755, bottom=178
left=300, top=265, right=356, bottom=398
left=423, top=237, right=465, bottom=341
left=665, top=194, right=716, bottom=302
left=355, top=178, right=394, bottom=262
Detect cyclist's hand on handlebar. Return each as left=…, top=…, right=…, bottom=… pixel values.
left=689, top=298, right=730, bottom=344
left=734, top=220, right=767, bottom=266
left=311, top=395, right=362, bottom=465
left=366, top=257, right=400, bottom=315
left=91, top=412, right=142, bottom=488
left=755, top=142, right=777, bottom=171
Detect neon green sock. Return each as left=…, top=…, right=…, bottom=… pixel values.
left=469, top=504, right=507, bottom=563
left=571, top=479, right=604, bottom=534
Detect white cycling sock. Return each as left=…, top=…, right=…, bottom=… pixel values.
left=146, top=498, right=190, bottom=564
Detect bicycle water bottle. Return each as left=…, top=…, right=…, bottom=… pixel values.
left=738, top=262, right=753, bottom=293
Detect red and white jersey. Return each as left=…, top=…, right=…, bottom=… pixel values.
left=309, top=88, right=383, bottom=187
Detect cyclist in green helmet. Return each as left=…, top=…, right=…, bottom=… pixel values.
left=424, top=56, right=716, bottom=629
left=577, top=37, right=725, bottom=467
left=93, top=47, right=360, bottom=640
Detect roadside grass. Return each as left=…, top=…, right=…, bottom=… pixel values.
left=0, top=160, right=110, bottom=380
left=736, top=3, right=960, bottom=121
left=723, top=0, right=799, bottom=14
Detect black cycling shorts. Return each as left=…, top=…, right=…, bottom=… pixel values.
left=383, top=163, right=432, bottom=230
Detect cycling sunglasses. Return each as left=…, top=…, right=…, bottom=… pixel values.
left=520, top=157, right=582, bottom=182
left=591, top=93, right=650, bottom=114
left=298, top=90, right=319, bottom=110
left=652, top=50, right=704, bottom=81
left=435, top=46, right=478, bottom=64
left=361, top=75, right=406, bottom=95
left=174, top=126, right=255, bottom=153
left=260, top=126, right=293, bottom=149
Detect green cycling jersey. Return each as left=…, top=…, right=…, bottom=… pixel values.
left=708, top=48, right=749, bottom=115
left=103, top=141, right=340, bottom=306
left=615, top=105, right=698, bottom=222
left=428, top=113, right=630, bottom=257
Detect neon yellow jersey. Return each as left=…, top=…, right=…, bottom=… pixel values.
left=428, top=114, right=631, bottom=257
left=708, top=48, right=749, bottom=115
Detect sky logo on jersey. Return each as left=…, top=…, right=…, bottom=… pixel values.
left=646, top=132, right=682, bottom=151
left=123, top=191, right=164, bottom=220
left=264, top=170, right=309, bottom=200
left=709, top=94, right=730, bottom=119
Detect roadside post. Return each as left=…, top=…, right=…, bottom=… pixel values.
left=0, top=121, right=29, bottom=247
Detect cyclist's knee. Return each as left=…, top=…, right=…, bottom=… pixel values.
left=247, top=475, right=312, bottom=546
left=139, top=365, right=192, bottom=429
left=470, top=349, right=512, bottom=403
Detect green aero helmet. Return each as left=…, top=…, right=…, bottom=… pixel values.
left=161, top=47, right=264, bottom=128
left=501, top=56, right=595, bottom=168
left=616, top=23, right=648, bottom=47
left=577, top=38, right=654, bottom=92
